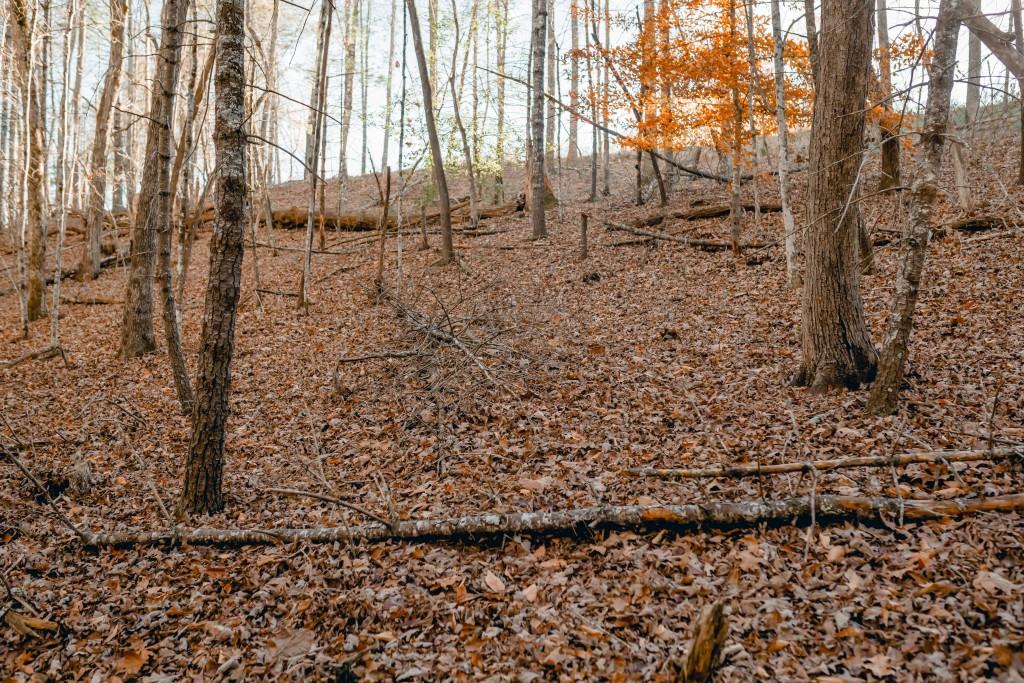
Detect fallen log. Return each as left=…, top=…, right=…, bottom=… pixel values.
left=604, top=221, right=770, bottom=251
left=1, top=346, right=64, bottom=370
left=634, top=202, right=783, bottom=229
left=80, top=493, right=1024, bottom=548
left=933, top=214, right=1010, bottom=237
left=61, top=295, right=122, bottom=305
left=629, top=447, right=1022, bottom=479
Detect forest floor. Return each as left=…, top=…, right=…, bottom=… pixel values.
left=2, top=113, right=1024, bottom=681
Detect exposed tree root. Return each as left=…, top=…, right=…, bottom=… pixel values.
left=629, top=447, right=1022, bottom=479
left=80, top=493, right=1024, bottom=549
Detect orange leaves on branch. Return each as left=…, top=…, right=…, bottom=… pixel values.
left=574, top=0, right=814, bottom=158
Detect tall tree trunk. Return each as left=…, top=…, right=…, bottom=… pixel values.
left=728, top=0, right=743, bottom=255
left=449, top=0, right=479, bottom=229
left=494, top=0, right=507, bottom=203
left=360, top=0, right=370, bottom=176
left=803, top=0, right=819, bottom=86
left=530, top=0, right=548, bottom=238
left=173, top=3, right=204, bottom=305
left=119, top=0, right=187, bottom=358
left=428, top=0, right=437, bottom=86
left=568, top=0, right=579, bottom=162
left=406, top=0, right=454, bottom=262
left=544, top=0, right=555, bottom=165
left=601, top=0, right=610, bottom=195
left=69, top=1, right=85, bottom=207
left=340, top=0, right=357, bottom=182
left=1012, top=0, right=1024, bottom=184
left=867, top=0, right=960, bottom=415
left=381, top=0, right=397, bottom=171
left=966, top=29, right=980, bottom=126
left=50, top=0, right=76, bottom=348
left=587, top=0, right=597, bottom=201
left=179, top=0, right=247, bottom=517
left=742, top=0, right=762, bottom=223
left=792, top=0, right=877, bottom=391
left=79, top=0, right=127, bottom=281
left=876, top=0, right=901, bottom=191
left=299, top=0, right=332, bottom=309
left=10, top=0, right=47, bottom=322
left=770, top=0, right=800, bottom=288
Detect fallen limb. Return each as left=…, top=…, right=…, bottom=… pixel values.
left=629, top=447, right=1022, bottom=479
left=255, top=288, right=299, bottom=298
left=80, top=493, right=1024, bottom=548
left=634, top=202, right=782, bottom=228
left=604, top=221, right=769, bottom=251
left=61, top=295, right=122, bottom=305
left=0, top=346, right=64, bottom=370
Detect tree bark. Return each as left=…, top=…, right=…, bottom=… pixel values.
left=9, top=0, right=47, bottom=322
left=770, top=0, right=801, bottom=288
left=79, top=0, right=127, bottom=281
left=876, top=0, right=901, bottom=192
left=966, top=29, right=980, bottom=126
left=867, top=0, right=960, bottom=415
left=530, top=0, right=548, bottom=239
left=178, top=0, right=247, bottom=517
left=792, top=0, right=877, bottom=391
left=1012, top=0, right=1024, bottom=184
left=119, top=0, right=187, bottom=358
left=494, top=0, right=508, bottom=203
left=960, top=0, right=1024, bottom=79
left=299, top=0, right=331, bottom=309
left=406, top=0, right=454, bottom=262
left=803, top=0, right=819, bottom=85
left=544, top=0, right=555, bottom=165
left=449, top=0, right=479, bottom=229
left=568, top=0, right=579, bottom=162
left=86, top=493, right=1024, bottom=548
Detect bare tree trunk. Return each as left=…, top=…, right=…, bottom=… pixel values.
left=340, top=0, right=357, bottom=183
left=173, top=4, right=204, bottom=305
left=770, top=0, right=800, bottom=288
left=299, top=0, right=332, bottom=309
left=728, top=0, right=743, bottom=256
left=568, top=0, right=579, bottom=162
left=792, top=0, right=877, bottom=391
left=428, top=0, right=437, bottom=85
left=449, top=0, right=479, bottom=229
left=1012, top=0, right=1024, bottom=184
left=867, top=0, right=960, bottom=415
left=966, top=29, right=980, bottom=126
left=119, top=0, right=187, bottom=358
left=178, top=0, right=247, bottom=517
left=544, top=0, right=555, bottom=165
left=601, top=0, right=610, bottom=195
left=406, top=0, right=454, bottom=262
left=876, top=0, right=901, bottom=191
left=494, top=0, right=507, bottom=203
left=79, top=0, right=127, bottom=281
left=530, top=0, right=548, bottom=239
left=381, top=0, right=397, bottom=171
left=804, top=0, right=819, bottom=85
left=50, top=0, right=76, bottom=348
left=741, top=0, right=762, bottom=224
left=68, top=0, right=85, bottom=207
left=10, top=0, right=47, bottom=322
left=587, top=0, right=597, bottom=201
left=360, top=0, right=370, bottom=176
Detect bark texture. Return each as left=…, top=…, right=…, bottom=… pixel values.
left=119, top=0, right=186, bottom=358
left=406, top=0, right=454, bottom=261
left=793, top=0, right=878, bottom=391
left=530, top=0, right=548, bottom=239
left=86, top=493, right=1024, bottom=548
left=178, top=0, right=247, bottom=516
left=9, top=0, right=47, bottom=321
left=876, top=0, right=901, bottom=191
left=770, top=0, right=800, bottom=287
left=867, top=0, right=960, bottom=415
left=79, top=0, right=127, bottom=281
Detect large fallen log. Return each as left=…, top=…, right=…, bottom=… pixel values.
left=604, top=220, right=770, bottom=251
left=80, top=493, right=1024, bottom=548
left=634, top=202, right=783, bottom=229
left=629, top=447, right=1021, bottom=479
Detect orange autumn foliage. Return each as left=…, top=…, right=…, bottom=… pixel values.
left=572, top=0, right=813, bottom=162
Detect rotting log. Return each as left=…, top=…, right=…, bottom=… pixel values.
left=634, top=202, right=782, bottom=229
left=80, top=493, right=1024, bottom=548
left=629, top=447, right=1022, bottom=479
